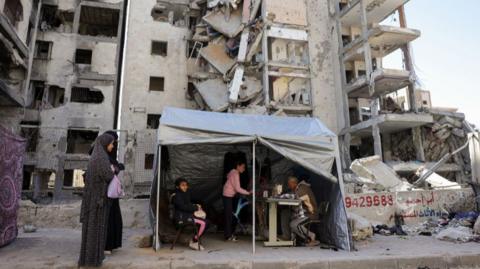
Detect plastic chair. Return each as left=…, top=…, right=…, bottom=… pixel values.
left=169, top=193, right=201, bottom=250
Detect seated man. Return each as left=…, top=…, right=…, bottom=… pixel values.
left=280, top=176, right=319, bottom=246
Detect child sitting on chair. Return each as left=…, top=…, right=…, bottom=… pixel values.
left=174, top=177, right=206, bottom=250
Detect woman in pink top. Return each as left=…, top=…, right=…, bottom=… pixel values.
left=222, top=161, right=251, bottom=241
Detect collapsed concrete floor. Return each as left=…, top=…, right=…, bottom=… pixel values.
left=2, top=228, right=480, bottom=269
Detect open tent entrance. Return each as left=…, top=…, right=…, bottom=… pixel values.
left=149, top=107, right=351, bottom=252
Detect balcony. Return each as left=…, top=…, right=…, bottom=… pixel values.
left=342, top=25, right=420, bottom=62
left=339, top=0, right=409, bottom=27
left=346, top=68, right=411, bottom=98
left=349, top=113, right=434, bottom=138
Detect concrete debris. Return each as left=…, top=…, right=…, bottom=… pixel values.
left=203, top=7, right=243, bottom=38
left=474, top=216, right=480, bottom=235
left=192, top=24, right=211, bottom=42
left=132, top=233, right=153, bottom=248
left=231, top=105, right=267, bottom=115
left=199, top=43, right=236, bottom=75
left=390, top=115, right=472, bottom=180
left=245, top=30, right=263, bottom=62
left=194, top=79, right=229, bottom=111
left=435, top=226, right=478, bottom=243
left=350, top=156, right=413, bottom=192
left=238, top=76, right=262, bottom=102
left=237, top=29, right=250, bottom=62
left=348, top=212, right=373, bottom=241
left=228, top=65, right=245, bottom=103
left=415, top=167, right=461, bottom=190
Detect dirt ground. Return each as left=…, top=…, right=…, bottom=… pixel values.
left=2, top=228, right=480, bottom=269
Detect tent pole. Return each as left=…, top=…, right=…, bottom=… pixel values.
left=334, top=137, right=351, bottom=251
left=252, top=140, right=256, bottom=254
left=155, top=145, right=162, bottom=251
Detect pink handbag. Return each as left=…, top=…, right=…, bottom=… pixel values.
left=107, top=174, right=124, bottom=198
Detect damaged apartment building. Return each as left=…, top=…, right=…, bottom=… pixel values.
left=119, top=0, right=346, bottom=196
left=1, top=0, right=476, bottom=200
left=1, top=0, right=126, bottom=201
left=119, top=0, right=478, bottom=196
left=335, top=0, right=476, bottom=185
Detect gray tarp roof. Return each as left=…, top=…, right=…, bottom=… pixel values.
left=158, top=107, right=339, bottom=182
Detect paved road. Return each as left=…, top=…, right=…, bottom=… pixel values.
left=1, top=228, right=480, bottom=269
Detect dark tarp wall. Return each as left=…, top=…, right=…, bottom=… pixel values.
left=149, top=107, right=351, bottom=250
left=0, top=125, right=26, bottom=247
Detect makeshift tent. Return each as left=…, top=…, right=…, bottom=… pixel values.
left=0, top=125, right=26, bottom=247
left=150, top=107, right=351, bottom=251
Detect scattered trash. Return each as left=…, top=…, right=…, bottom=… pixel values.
left=348, top=212, right=373, bottom=241
left=435, top=226, right=478, bottom=243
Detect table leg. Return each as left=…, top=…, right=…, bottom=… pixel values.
left=269, top=202, right=277, bottom=243
left=264, top=202, right=294, bottom=247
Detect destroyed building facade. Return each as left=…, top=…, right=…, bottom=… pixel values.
left=0, top=0, right=36, bottom=127
left=335, top=0, right=474, bottom=184
left=1, top=0, right=476, bottom=200
left=1, top=0, right=126, bottom=200
left=119, top=0, right=346, bottom=196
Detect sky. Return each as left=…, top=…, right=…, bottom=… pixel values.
left=382, top=0, right=480, bottom=127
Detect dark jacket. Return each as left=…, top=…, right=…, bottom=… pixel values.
left=173, top=189, right=197, bottom=224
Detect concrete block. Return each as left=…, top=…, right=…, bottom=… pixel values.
left=329, top=259, right=397, bottom=269
left=237, top=30, right=250, bottom=62
left=456, top=254, right=480, bottom=268
left=297, top=261, right=329, bottom=269
left=252, top=262, right=297, bottom=269
left=228, top=66, right=245, bottom=103
left=172, top=260, right=250, bottom=269
left=203, top=8, right=244, bottom=38
left=199, top=43, right=236, bottom=75
left=397, top=255, right=447, bottom=269
left=194, top=79, right=229, bottom=111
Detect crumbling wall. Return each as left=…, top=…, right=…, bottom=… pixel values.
left=119, top=0, right=345, bottom=196
left=120, top=0, right=195, bottom=194
left=18, top=0, right=124, bottom=200
left=308, top=0, right=345, bottom=133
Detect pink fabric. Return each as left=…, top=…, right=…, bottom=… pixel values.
left=194, top=218, right=206, bottom=239
left=0, top=126, right=26, bottom=247
left=223, top=169, right=249, bottom=197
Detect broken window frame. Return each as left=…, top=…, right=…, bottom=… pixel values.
left=149, top=76, right=165, bottom=92
left=146, top=114, right=161, bottom=129
left=74, top=49, right=93, bottom=65
left=144, top=154, right=154, bottom=170
left=20, top=124, right=39, bottom=152
left=46, top=86, right=65, bottom=108
left=151, top=41, right=168, bottom=56
left=29, top=80, right=45, bottom=109
left=78, top=5, right=120, bottom=38
left=34, top=41, right=53, bottom=60
left=66, top=129, right=99, bottom=154
left=3, top=0, right=23, bottom=27
left=70, top=86, right=104, bottom=104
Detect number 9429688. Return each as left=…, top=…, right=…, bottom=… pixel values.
left=345, top=194, right=394, bottom=208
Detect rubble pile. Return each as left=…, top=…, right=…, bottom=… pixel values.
left=403, top=212, right=480, bottom=243
left=391, top=114, right=472, bottom=178
left=182, top=0, right=267, bottom=114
